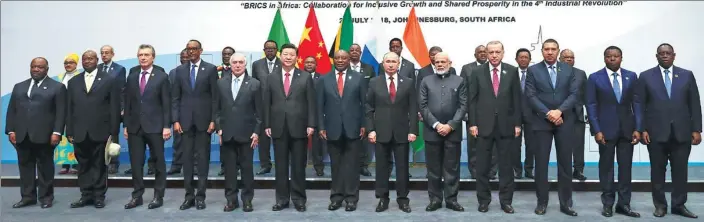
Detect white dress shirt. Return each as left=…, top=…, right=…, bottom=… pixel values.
left=281, top=67, right=295, bottom=86
left=606, top=68, right=623, bottom=92
left=24, top=76, right=61, bottom=136
left=384, top=73, right=398, bottom=91
left=139, top=66, right=154, bottom=85
left=489, top=63, right=502, bottom=83
left=190, top=59, right=202, bottom=79
left=334, top=69, right=347, bottom=86
left=84, top=68, right=98, bottom=90
left=659, top=65, right=673, bottom=83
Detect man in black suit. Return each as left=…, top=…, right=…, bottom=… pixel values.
left=263, top=43, right=316, bottom=212
left=123, top=44, right=171, bottom=210
left=367, top=52, right=418, bottom=213
left=416, top=46, right=457, bottom=91
left=98, top=45, right=127, bottom=175
left=302, top=56, right=326, bottom=176
left=216, top=53, right=260, bottom=212
left=460, top=45, right=496, bottom=179
left=525, top=39, right=581, bottom=216
left=637, top=43, right=701, bottom=218
left=318, top=50, right=365, bottom=212
left=559, top=49, right=588, bottom=181
left=215, top=46, right=235, bottom=176
left=348, top=43, right=375, bottom=176
left=251, top=40, right=280, bottom=175
left=66, top=50, right=121, bottom=209
left=6, top=57, right=66, bottom=209
left=172, top=39, right=218, bottom=210
left=468, top=41, right=521, bottom=214
left=514, top=48, right=536, bottom=179
left=167, top=48, right=189, bottom=175
left=419, top=52, right=466, bottom=212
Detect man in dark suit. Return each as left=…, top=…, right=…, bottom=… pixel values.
left=636, top=43, right=701, bottom=219
left=215, top=46, right=235, bottom=176
left=216, top=53, right=260, bottom=212
left=302, top=56, right=326, bottom=176
left=123, top=44, right=171, bottom=210
left=525, top=39, right=581, bottom=216
left=461, top=45, right=496, bottom=179
left=6, top=57, right=66, bottom=209
left=585, top=46, right=642, bottom=218
left=366, top=52, right=418, bottom=213
left=66, top=50, right=121, bottom=209
left=98, top=45, right=127, bottom=175
left=468, top=41, right=521, bottom=214
left=263, top=43, right=316, bottom=212
left=166, top=48, right=189, bottom=175
left=349, top=43, right=376, bottom=176
left=251, top=40, right=280, bottom=175
left=416, top=46, right=457, bottom=91
left=513, top=48, right=534, bottom=179
left=559, top=49, right=588, bottom=181
left=172, top=39, right=218, bottom=210
left=419, top=52, right=466, bottom=212
left=318, top=50, right=365, bottom=212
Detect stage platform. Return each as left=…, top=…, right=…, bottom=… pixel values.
left=2, top=163, right=704, bottom=192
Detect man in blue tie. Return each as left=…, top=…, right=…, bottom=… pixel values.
left=512, top=48, right=535, bottom=179
left=586, top=46, right=641, bottom=218
left=636, top=43, right=701, bottom=218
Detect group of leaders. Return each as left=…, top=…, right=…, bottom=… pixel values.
left=5, top=37, right=700, bottom=218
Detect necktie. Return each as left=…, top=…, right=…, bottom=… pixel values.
left=521, top=70, right=526, bottom=91
left=29, top=80, right=39, bottom=97
left=103, top=65, right=108, bottom=73
left=388, top=76, right=396, bottom=102
left=232, top=78, right=240, bottom=99
left=139, top=71, right=147, bottom=95
left=284, top=72, right=291, bottom=96
left=268, top=62, right=274, bottom=73
left=612, top=73, right=621, bottom=103
left=664, top=69, right=672, bottom=98
left=85, top=73, right=94, bottom=92
left=190, top=64, right=196, bottom=89
left=492, top=68, right=500, bottom=96
left=337, top=72, right=344, bottom=96
left=549, top=65, right=557, bottom=88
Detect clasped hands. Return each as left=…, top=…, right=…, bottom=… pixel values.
left=435, top=123, right=452, bottom=137
left=469, top=126, right=521, bottom=137
left=367, top=131, right=416, bottom=144
left=546, top=110, right=564, bottom=126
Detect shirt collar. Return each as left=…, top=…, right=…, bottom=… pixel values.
left=232, top=73, right=244, bottom=82
left=141, top=66, right=154, bottom=74
left=85, top=68, right=98, bottom=76
left=33, top=75, right=48, bottom=84
left=267, top=57, right=276, bottom=63
left=191, top=59, right=202, bottom=68
left=606, top=67, right=622, bottom=76
left=350, top=61, right=360, bottom=68
left=544, top=61, right=557, bottom=69
left=335, top=69, right=347, bottom=75
left=385, top=73, right=397, bottom=80
left=104, top=61, right=113, bottom=68
left=489, top=63, right=502, bottom=73
left=659, top=65, right=673, bottom=74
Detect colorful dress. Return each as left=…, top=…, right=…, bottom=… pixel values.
left=54, top=70, right=80, bottom=165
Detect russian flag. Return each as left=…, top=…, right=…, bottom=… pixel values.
left=361, top=6, right=383, bottom=76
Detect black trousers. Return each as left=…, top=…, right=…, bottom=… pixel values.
left=258, top=127, right=273, bottom=168
left=221, top=139, right=254, bottom=202
left=534, top=124, right=574, bottom=207
left=573, top=121, right=586, bottom=172
left=16, top=135, right=55, bottom=202
left=359, top=139, right=372, bottom=169
left=127, top=128, right=166, bottom=199
left=273, top=129, right=308, bottom=205
left=182, top=126, right=211, bottom=201
left=425, top=140, right=461, bottom=203
left=522, top=123, right=537, bottom=173
left=74, top=138, right=107, bottom=201
left=476, top=121, right=515, bottom=205
left=328, top=137, right=361, bottom=203
left=375, top=139, right=410, bottom=204
left=647, top=131, right=691, bottom=209
left=168, top=132, right=183, bottom=169
left=467, top=125, right=497, bottom=177
left=310, top=129, right=326, bottom=171
left=598, top=136, right=634, bottom=207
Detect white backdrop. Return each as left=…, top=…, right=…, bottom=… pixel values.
left=2, top=1, right=703, bottom=164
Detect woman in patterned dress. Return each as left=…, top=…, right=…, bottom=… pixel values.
left=55, top=53, right=80, bottom=174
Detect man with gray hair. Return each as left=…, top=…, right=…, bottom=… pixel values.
left=419, top=52, right=466, bottom=212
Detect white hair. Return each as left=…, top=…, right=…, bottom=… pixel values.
left=230, top=53, right=247, bottom=64
left=434, top=52, right=450, bottom=61
left=382, top=52, right=399, bottom=62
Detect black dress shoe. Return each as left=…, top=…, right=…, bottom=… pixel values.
left=272, top=202, right=289, bottom=211
left=375, top=199, right=389, bottom=212
left=12, top=200, right=36, bottom=208
left=572, top=171, right=587, bottom=180
left=40, top=202, right=53, bottom=209
left=525, top=171, right=534, bottom=179
left=218, top=169, right=225, bottom=176
left=672, top=206, right=698, bottom=218
left=196, top=200, right=206, bottom=210
left=425, top=201, right=442, bottom=212
left=445, top=201, right=464, bottom=212
left=147, top=168, right=155, bottom=175
left=489, top=174, right=497, bottom=180
left=148, top=198, right=163, bottom=209
left=294, top=203, right=306, bottom=212
left=328, top=202, right=342, bottom=211
left=315, top=169, right=324, bottom=176
left=108, top=164, right=118, bottom=174
left=535, top=204, right=547, bottom=215
left=243, top=201, right=253, bottom=212
left=615, top=205, right=640, bottom=218
left=124, top=198, right=143, bottom=209
left=167, top=168, right=181, bottom=175
left=360, top=168, right=372, bottom=176
left=179, top=199, right=195, bottom=210
left=257, top=167, right=271, bottom=175
left=70, top=199, right=93, bottom=208
left=500, top=204, right=514, bottom=214
left=124, top=168, right=133, bottom=175
left=94, top=200, right=105, bottom=208
left=399, top=203, right=411, bottom=213
left=602, top=206, right=613, bottom=217
left=560, top=206, right=578, bottom=216
left=478, top=203, right=489, bottom=212
left=224, top=200, right=239, bottom=212
left=653, top=207, right=667, bottom=217
left=345, top=202, right=357, bottom=211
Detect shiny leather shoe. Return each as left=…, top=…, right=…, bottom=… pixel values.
left=224, top=200, right=238, bottom=212
left=40, top=201, right=53, bottom=209
left=148, top=198, right=163, bottom=209
left=525, top=171, right=534, bottom=179
left=445, top=201, right=464, bottom=212
left=615, top=205, right=640, bottom=218
left=399, top=203, right=411, bottom=213
left=70, top=199, right=93, bottom=208
left=328, top=202, right=342, bottom=211
left=256, top=167, right=271, bottom=175
left=167, top=168, right=181, bottom=175
left=425, top=201, right=441, bottom=212
left=534, top=204, right=547, bottom=215
left=12, top=199, right=36, bottom=208
left=572, top=170, right=587, bottom=181
left=672, top=206, right=698, bottom=218
left=124, top=198, right=143, bottom=209
left=94, top=200, right=105, bottom=208
left=478, top=203, right=489, bottom=212
left=272, top=202, right=289, bottom=211
left=196, top=200, right=206, bottom=210
left=653, top=207, right=667, bottom=217
left=243, top=201, right=253, bottom=212
left=294, top=203, right=306, bottom=212
left=179, top=199, right=195, bottom=210
left=375, top=199, right=389, bottom=212
left=345, top=202, right=357, bottom=211
left=360, top=168, right=372, bottom=176
left=500, top=204, right=514, bottom=214
left=602, top=206, right=613, bottom=217
left=560, top=206, right=578, bottom=216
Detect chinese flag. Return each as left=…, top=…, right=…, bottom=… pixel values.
left=297, top=5, right=332, bottom=74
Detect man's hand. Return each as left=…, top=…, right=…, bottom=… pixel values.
left=692, top=132, right=702, bottom=145
left=632, top=131, right=641, bottom=145
left=8, top=132, right=16, bottom=145
left=265, top=128, right=272, bottom=137
left=438, top=124, right=452, bottom=136
left=207, top=122, right=215, bottom=134
left=123, top=128, right=128, bottom=139
left=319, top=130, right=328, bottom=140
left=51, top=134, right=60, bottom=146
left=67, top=136, right=74, bottom=144
left=408, top=134, right=417, bottom=142
left=368, top=131, right=377, bottom=144
left=359, top=128, right=366, bottom=139
left=418, top=112, right=423, bottom=122
left=174, top=122, right=183, bottom=134
left=469, top=126, right=478, bottom=137
left=552, top=117, right=564, bottom=126
left=217, top=130, right=223, bottom=145
left=642, top=131, right=651, bottom=145
left=251, top=133, right=259, bottom=148
left=595, top=132, right=606, bottom=145
left=162, top=128, right=172, bottom=140
left=307, top=127, right=314, bottom=137
left=547, top=110, right=563, bottom=122
left=514, top=126, right=521, bottom=138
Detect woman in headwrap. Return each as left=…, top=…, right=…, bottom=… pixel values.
left=55, top=53, right=80, bottom=174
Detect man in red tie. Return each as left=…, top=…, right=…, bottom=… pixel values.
left=366, top=52, right=418, bottom=213
left=467, top=41, right=522, bottom=214
left=262, top=43, right=316, bottom=212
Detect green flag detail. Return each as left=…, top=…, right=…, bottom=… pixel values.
left=328, top=6, right=354, bottom=59
left=267, top=8, right=290, bottom=53
left=411, top=121, right=424, bottom=153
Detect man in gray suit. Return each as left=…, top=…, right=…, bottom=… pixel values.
left=419, top=52, right=466, bottom=212
left=250, top=40, right=280, bottom=175
left=216, top=53, right=260, bottom=212
left=559, top=49, right=588, bottom=181
left=349, top=43, right=376, bottom=176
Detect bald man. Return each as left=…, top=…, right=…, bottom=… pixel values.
left=98, top=45, right=127, bottom=175
left=559, top=49, right=588, bottom=181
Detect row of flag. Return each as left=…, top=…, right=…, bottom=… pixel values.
left=265, top=5, right=429, bottom=153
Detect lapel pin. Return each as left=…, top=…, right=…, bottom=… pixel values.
left=675, top=74, right=679, bottom=78
left=151, top=73, right=154, bottom=77
left=43, top=86, right=47, bottom=89
left=110, top=67, right=113, bottom=70
left=348, top=76, right=352, bottom=80
left=400, top=79, right=404, bottom=82
left=98, top=78, right=101, bottom=81
left=201, top=67, right=205, bottom=71
left=502, top=70, right=506, bottom=74
left=245, top=81, right=249, bottom=84
left=625, top=77, right=629, bottom=80
left=454, top=88, right=457, bottom=92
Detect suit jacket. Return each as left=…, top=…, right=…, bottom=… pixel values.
left=251, top=57, right=281, bottom=84
left=378, top=57, right=415, bottom=84
left=171, top=61, right=219, bottom=131
left=124, top=67, right=171, bottom=134
left=216, top=73, right=262, bottom=143
left=586, top=68, right=641, bottom=140
left=352, top=62, right=376, bottom=84
left=468, top=63, right=521, bottom=137
left=519, top=68, right=533, bottom=124
left=5, top=77, right=66, bottom=144
left=317, top=69, right=366, bottom=140
left=573, top=67, right=588, bottom=123
left=66, top=70, right=121, bottom=143
left=262, top=68, right=316, bottom=139
left=525, top=61, right=581, bottom=130
left=419, top=73, right=466, bottom=142
left=460, top=61, right=482, bottom=121
left=365, top=74, right=419, bottom=143
left=99, top=62, right=127, bottom=115
left=635, top=66, right=702, bottom=143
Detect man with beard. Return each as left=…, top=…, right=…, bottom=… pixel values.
left=66, top=50, right=121, bottom=209
left=559, top=49, right=588, bottom=181
left=6, top=57, right=66, bottom=209
left=348, top=43, right=375, bottom=176
left=251, top=40, right=280, bottom=175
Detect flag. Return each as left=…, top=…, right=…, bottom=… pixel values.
left=327, top=6, right=354, bottom=63
left=410, top=121, right=425, bottom=152
left=265, top=8, right=290, bottom=57
left=404, top=7, right=430, bottom=153
left=361, top=3, right=382, bottom=75
left=296, top=6, right=332, bottom=74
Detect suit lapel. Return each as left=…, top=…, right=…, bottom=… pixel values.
left=222, top=74, right=236, bottom=103
left=88, top=71, right=106, bottom=93
left=380, top=75, right=392, bottom=103
left=288, top=69, right=301, bottom=97
left=620, top=71, right=632, bottom=101
left=670, top=66, right=684, bottom=100
left=341, top=68, right=355, bottom=97
left=329, top=70, right=341, bottom=98
left=140, top=72, right=156, bottom=98
left=395, top=76, right=407, bottom=103
left=597, top=69, right=618, bottom=102
left=271, top=68, right=286, bottom=98
left=651, top=66, right=669, bottom=99
left=482, top=65, right=495, bottom=97
left=554, top=63, right=564, bottom=89
left=497, top=63, right=511, bottom=97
